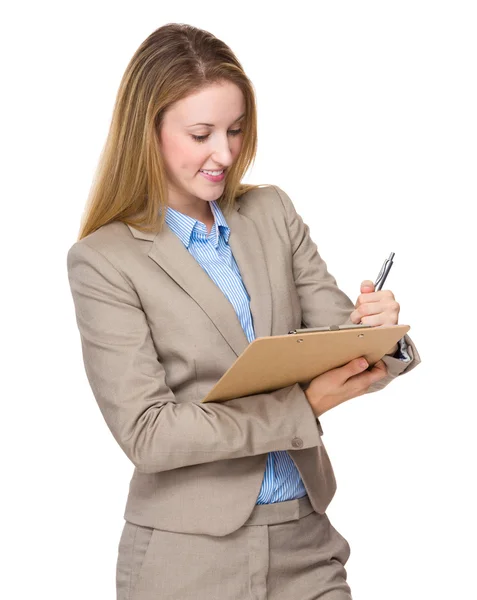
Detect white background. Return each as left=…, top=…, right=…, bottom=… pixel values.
left=2, top=1, right=476, bottom=598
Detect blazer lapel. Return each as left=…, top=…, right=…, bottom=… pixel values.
left=226, top=204, right=272, bottom=341
left=126, top=201, right=272, bottom=357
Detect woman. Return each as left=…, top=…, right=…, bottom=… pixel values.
left=67, top=23, right=420, bottom=600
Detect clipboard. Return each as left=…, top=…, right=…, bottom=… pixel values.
left=201, top=323, right=410, bottom=403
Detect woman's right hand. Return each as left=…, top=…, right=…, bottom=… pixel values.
left=304, top=357, right=389, bottom=418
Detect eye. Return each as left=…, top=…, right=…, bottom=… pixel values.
left=191, top=129, right=243, bottom=143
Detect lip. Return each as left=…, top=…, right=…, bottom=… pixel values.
left=199, top=168, right=226, bottom=183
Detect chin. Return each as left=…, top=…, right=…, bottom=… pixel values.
left=195, top=183, right=224, bottom=197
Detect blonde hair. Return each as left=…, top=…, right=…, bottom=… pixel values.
left=77, top=23, right=263, bottom=241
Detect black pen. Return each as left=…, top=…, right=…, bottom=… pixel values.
left=374, top=252, right=395, bottom=291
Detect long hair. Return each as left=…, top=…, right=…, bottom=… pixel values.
left=77, top=23, right=264, bottom=241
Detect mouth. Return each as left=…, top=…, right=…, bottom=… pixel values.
left=198, top=168, right=227, bottom=182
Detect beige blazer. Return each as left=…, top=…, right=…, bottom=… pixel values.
left=67, top=185, right=420, bottom=536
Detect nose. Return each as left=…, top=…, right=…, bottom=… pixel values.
left=211, top=134, right=235, bottom=168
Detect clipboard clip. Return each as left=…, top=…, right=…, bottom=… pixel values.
left=288, top=324, right=373, bottom=335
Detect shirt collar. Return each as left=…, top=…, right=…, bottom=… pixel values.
left=164, top=200, right=230, bottom=248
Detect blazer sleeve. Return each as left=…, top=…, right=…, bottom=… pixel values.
left=273, top=185, right=421, bottom=395
left=67, top=240, right=321, bottom=474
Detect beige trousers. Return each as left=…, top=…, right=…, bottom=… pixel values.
left=116, top=495, right=352, bottom=600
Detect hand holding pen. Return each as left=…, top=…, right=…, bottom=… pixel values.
left=301, top=253, right=400, bottom=410
left=349, top=252, right=400, bottom=327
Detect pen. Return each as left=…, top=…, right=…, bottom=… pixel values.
left=290, top=253, right=396, bottom=334
left=373, top=252, right=400, bottom=355
left=374, top=252, right=395, bottom=291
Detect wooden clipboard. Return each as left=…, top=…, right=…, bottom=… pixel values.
left=201, top=323, right=410, bottom=403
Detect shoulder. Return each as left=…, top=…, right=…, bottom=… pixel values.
left=235, top=184, right=297, bottom=218
left=66, top=220, right=136, bottom=272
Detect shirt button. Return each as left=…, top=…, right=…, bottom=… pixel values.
left=291, top=437, right=303, bottom=449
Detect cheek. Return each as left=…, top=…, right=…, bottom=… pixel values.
left=181, top=157, right=202, bottom=173
left=174, top=143, right=203, bottom=172
left=162, top=134, right=199, bottom=172
left=232, top=137, right=244, bottom=158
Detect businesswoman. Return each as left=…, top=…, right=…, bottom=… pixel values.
left=67, top=23, right=420, bottom=600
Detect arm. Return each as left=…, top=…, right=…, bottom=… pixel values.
left=386, top=337, right=412, bottom=360
left=67, top=241, right=321, bottom=474
left=273, top=185, right=421, bottom=395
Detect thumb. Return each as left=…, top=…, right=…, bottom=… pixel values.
left=354, top=280, right=375, bottom=308
left=344, top=357, right=369, bottom=379
left=361, top=279, right=375, bottom=293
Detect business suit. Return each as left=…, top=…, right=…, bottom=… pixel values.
left=67, top=184, right=420, bottom=598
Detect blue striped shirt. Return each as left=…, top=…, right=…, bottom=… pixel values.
left=164, top=200, right=307, bottom=504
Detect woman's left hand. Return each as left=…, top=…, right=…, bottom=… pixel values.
left=349, top=280, right=400, bottom=354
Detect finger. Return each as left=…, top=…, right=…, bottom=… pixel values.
left=352, top=358, right=387, bottom=380
left=360, top=311, right=400, bottom=326
left=356, top=292, right=382, bottom=305
left=340, top=357, right=370, bottom=382
left=350, top=303, right=383, bottom=323
left=360, top=280, right=375, bottom=293
left=367, top=361, right=388, bottom=379
left=356, top=290, right=395, bottom=307
left=365, top=368, right=388, bottom=386
left=355, top=280, right=375, bottom=309
left=351, top=300, right=390, bottom=324
left=345, top=362, right=388, bottom=395
left=372, top=359, right=388, bottom=373
left=355, top=301, right=384, bottom=317
left=357, top=313, right=385, bottom=326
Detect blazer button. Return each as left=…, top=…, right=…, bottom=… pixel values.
left=291, top=437, right=303, bottom=449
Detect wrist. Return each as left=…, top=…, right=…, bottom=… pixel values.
left=304, top=388, right=329, bottom=418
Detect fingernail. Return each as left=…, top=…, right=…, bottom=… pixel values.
left=359, top=359, right=368, bottom=368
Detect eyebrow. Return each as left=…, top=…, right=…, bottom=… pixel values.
left=186, top=113, right=246, bottom=127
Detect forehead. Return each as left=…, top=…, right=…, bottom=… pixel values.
left=164, top=81, right=245, bottom=125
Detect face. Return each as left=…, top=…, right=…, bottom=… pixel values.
left=158, top=81, right=245, bottom=218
